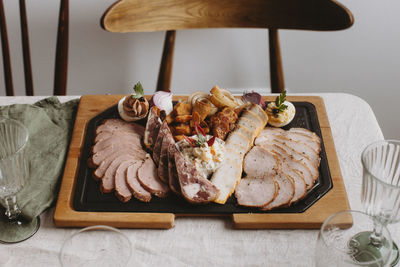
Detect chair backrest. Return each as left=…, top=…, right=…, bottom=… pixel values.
left=101, top=0, right=353, bottom=93
left=0, top=0, right=69, bottom=96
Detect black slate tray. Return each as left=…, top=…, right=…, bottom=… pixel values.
left=73, top=102, right=332, bottom=214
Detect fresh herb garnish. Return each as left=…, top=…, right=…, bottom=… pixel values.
left=272, top=90, right=288, bottom=116
left=131, top=82, right=144, bottom=99
left=184, top=122, right=215, bottom=148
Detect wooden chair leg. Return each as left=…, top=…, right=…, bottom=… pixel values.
left=269, top=28, right=285, bottom=93
left=156, top=30, right=175, bottom=92
left=0, top=0, right=14, bottom=96
left=53, top=0, right=69, bottom=95
left=19, top=0, right=34, bottom=96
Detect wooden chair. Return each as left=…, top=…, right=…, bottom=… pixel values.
left=0, top=0, right=69, bottom=96
left=101, top=0, right=353, bottom=93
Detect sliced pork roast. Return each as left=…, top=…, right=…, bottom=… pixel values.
left=137, top=157, right=169, bottom=197
left=126, top=161, right=152, bottom=202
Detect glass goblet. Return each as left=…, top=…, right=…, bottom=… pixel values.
left=362, top=140, right=400, bottom=266
left=0, top=118, right=40, bottom=243
left=316, top=210, right=393, bottom=266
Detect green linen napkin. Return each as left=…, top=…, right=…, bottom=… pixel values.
left=0, top=97, right=79, bottom=222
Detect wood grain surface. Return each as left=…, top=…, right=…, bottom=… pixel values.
left=54, top=95, right=350, bottom=229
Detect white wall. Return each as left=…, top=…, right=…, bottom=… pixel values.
left=0, top=0, right=399, bottom=139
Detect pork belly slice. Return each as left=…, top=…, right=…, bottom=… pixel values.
left=174, top=150, right=219, bottom=204
left=247, top=103, right=269, bottom=126
left=144, top=106, right=162, bottom=150
left=115, top=160, right=137, bottom=202
left=261, top=172, right=294, bottom=210
left=96, top=119, right=145, bottom=136
left=211, top=157, right=243, bottom=204
left=137, top=157, right=169, bottom=197
left=225, top=131, right=252, bottom=155
left=235, top=176, right=278, bottom=207
left=101, top=154, right=135, bottom=193
left=236, top=117, right=261, bottom=137
left=126, top=161, right=151, bottom=202
left=261, top=144, right=315, bottom=189
left=152, top=121, right=169, bottom=166
left=157, top=126, right=175, bottom=183
left=92, top=134, right=142, bottom=154
left=167, top=144, right=181, bottom=195
left=94, top=130, right=141, bottom=144
left=243, top=146, right=281, bottom=178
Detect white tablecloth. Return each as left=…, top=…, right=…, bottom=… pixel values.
left=0, top=93, right=397, bottom=267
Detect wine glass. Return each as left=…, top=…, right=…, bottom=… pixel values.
left=0, top=118, right=40, bottom=243
left=316, top=210, right=393, bottom=266
left=361, top=140, right=400, bottom=266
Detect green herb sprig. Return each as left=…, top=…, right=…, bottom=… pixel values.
left=272, top=90, right=288, bottom=116
left=131, top=82, right=144, bottom=99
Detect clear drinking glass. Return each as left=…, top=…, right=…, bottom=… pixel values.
left=361, top=140, right=400, bottom=266
left=0, top=118, right=40, bottom=243
left=316, top=210, right=393, bottom=267
left=59, top=225, right=132, bottom=267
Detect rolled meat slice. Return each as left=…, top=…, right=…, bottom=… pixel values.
left=126, top=161, right=151, bottom=202
left=174, top=150, right=219, bottom=204
left=167, top=144, right=181, bottom=195
left=137, top=157, right=169, bottom=197
left=158, top=126, right=175, bottom=183
left=144, top=106, right=162, bottom=150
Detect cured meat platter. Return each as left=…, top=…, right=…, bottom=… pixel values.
left=54, top=95, right=350, bottom=229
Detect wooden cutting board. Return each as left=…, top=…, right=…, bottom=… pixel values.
left=54, top=95, right=350, bottom=229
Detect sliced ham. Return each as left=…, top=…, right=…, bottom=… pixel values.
left=174, top=150, right=219, bottom=204
left=235, top=177, right=278, bottom=207
left=96, top=119, right=145, bottom=136
left=126, top=162, right=151, bottom=202
left=94, top=130, right=141, bottom=144
left=115, top=160, right=137, bottom=202
left=101, top=154, right=134, bottom=193
left=144, top=106, right=162, bottom=149
left=137, top=157, right=169, bottom=197
left=261, top=172, right=294, bottom=210
left=92, top=134, right=142, bottom=154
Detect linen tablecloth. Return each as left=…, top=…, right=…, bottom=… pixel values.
left=0, top=93, right=396, bottom=267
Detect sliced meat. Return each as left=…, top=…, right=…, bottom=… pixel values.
left=248, top=103, right=269, bottom=126
left=211, top=158, right=243, bottom=204
left=236, top=117, right=260, bottom=137
left=90, top=145, right=146, bottom=169
left=225, top=132, right=252, bottom=155
left=168, top=144, right=181, bottom=195
left=144, top=106, right=162, bottom=149
left=101, top=154, right=134, bottom=193
left=235, top=177, right=278, bottom=207
left=158, top=126, right=175, bottom=183
left=152, top=121, right=169, bottom=166
left=96, top=119, right=145, bottom=136
left=261, top=172, right=294, bottom=210
left=277, top=158, right=307, bottom=204
left=93, top=148, right=146, bottom=180
left=289, top=127, right=321, bottom=143
left=174, top=150, right=219, bottom=204
left=261, top=144, right=315, bottom=189
left=274, top=137, right=320, bottom=167
left=137, top=157, right=169, bottom=197
left=115, top=160, right=137, bottom=202
left=92, top=134, right=142, bottom=154
left=126, top=161, right=151, bottom=202
left=94, top=130, right=141, bottom=144
left=240, top=109, right=264, bottom=127
left=243, top=146, right=281, bottom=178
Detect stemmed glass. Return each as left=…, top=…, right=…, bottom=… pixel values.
left=0, top=118, right=40, bottom=243
left=361, top=140, right=400, bottom=266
